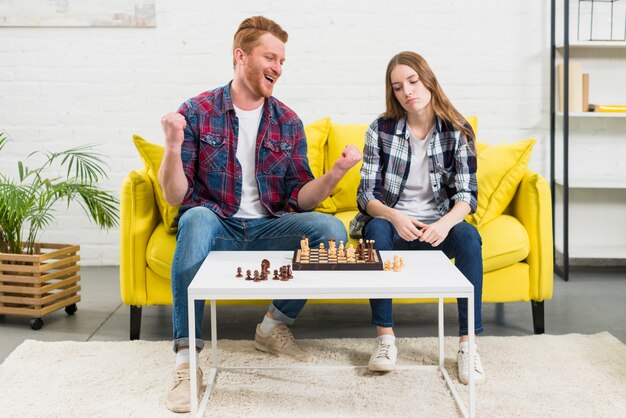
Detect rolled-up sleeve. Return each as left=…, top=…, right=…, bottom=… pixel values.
left=177, top=102, right=198, bottom=204
left=451, top=132, right=478, bottom=213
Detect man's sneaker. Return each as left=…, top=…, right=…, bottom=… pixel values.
left=368, top=337, right=398, bottom=372
left=254, top=323, right=313, bottom=362
left=165, top=363, right=203, bottom=413
left=457, top=348, right=487, bottom=385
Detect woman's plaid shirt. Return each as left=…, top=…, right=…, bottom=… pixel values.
left=349, top=114, right=477, bottom=238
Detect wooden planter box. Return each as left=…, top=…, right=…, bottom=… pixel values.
left=0, top=243, right=81, bottom=329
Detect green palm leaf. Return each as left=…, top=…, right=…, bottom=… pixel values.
left=0, top=131, right=119, bottom=254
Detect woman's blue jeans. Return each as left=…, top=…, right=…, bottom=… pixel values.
left=363, top=218, right=484, bottom=336
left=171, top=206, right=347, bottom=352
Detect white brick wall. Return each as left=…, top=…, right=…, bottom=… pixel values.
left=0, top=0, right=551, bottom=265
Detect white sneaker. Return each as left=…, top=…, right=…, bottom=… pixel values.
left=457, top=349, right=486, bottom=384
left=368, top=337, right=398, bottom=372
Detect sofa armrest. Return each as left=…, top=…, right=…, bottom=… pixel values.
left=119, top=169, right=160, bottom=305
left=507, top=170, right=553, bottom=301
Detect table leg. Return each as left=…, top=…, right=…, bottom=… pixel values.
left=468, top=294, right=475, bottom=418
left=438, top=297, right=444, bottom=368
left=211, top=300, right=217, bottom=369
left=188, top=295, right=198, bottom=417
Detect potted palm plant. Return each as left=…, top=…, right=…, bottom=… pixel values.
left=0, top=131, right=119, bottom=329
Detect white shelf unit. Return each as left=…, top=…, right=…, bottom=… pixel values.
left=556, top=111, right=626, bottom=118
left=556, top=41, right=626, bottom=49
left=555, top=244, right=626, bottom=260
left=554, top=177, right=626, bottom=189
left=550, top=1, right=626, bottom=278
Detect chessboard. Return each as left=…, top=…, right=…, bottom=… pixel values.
left=292, top=248, right=384, bottom=271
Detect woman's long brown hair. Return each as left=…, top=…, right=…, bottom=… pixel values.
left=383, top=51, right=475, bottom=143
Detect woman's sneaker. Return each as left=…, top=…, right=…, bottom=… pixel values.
left=457, top=348, right=487, bottom=384
left=368, top=337, right=398, bottom=372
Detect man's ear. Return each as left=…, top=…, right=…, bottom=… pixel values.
left=234, top=48, right=246, bottom=67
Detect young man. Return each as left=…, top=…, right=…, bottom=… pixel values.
left=159, top=16, right=362, bottom=413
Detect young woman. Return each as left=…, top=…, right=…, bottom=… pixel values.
left=350, top=51, right=485, bottom=384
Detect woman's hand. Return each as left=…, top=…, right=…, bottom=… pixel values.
left=389, top=210, right=427, bottom=242
left=418, top=219, right=452, bottom=247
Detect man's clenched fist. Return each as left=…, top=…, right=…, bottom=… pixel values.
left=161, top=112, right=186, bottom=149
left=334, top=144, right=363, bottom=173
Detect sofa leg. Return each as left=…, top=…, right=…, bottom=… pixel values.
left=531, top=301, right=545, bottom=334
left=495, top=303, right=505, bottom=323
left=130, top=306, right=142, bottom=341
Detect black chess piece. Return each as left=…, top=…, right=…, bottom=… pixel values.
left=245, top=269, right=252, bottom=280
left=261, top=259, right=270, bottom=276
left=273, top=269, right=279, bottom=280
left=236, top=267, right=243, bottom=278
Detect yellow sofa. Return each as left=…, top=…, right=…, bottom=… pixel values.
left=120, top=117, right=553, bottom=340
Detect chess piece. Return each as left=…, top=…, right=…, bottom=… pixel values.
left=399, top=257, right=405, bottom=268
left=245, top=269, right=252, bottom=280
left=393, top=255, right=402, bottom=272
left=328, top=239, right=337, bottom=257
left=273, top=269, right=279, bottom=280
left=366, top=240, right=375, bottom=262
left=287, top=265, right=293, bottom=279
left=280, top=266, right=289, bottom=281
left=383, top=260, right=391, bottom=271
left=346, top=244, right=356, bottom=262
left=338, top=240, right=345, bottom=257
left=236, top=267, right=243, bottom=278
left=253, top=270, right=260, bottom=281
left=327, top=239, right=334, bottom=256
left=261, top=259, right=270, bottom=275
left=300, top=235, right=309, bottom=252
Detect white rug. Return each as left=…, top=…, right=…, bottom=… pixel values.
left=1, top=333, right=625, bottom=417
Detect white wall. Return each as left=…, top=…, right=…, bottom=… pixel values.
left=0, top=0, right=550, bottom=265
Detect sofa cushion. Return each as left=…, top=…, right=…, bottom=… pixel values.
left=469, top=138, right=535, bottom=226
left=479, top=214, right=530, bottom=273
left=304, top=117, right=330, bottom=179
left=465, top=116, right=478, bottom=138
left=132, top=135, right=180, bottom=233
left=333, top=210, right=360, bottom=247
left=146, top=222, right=176, bottom=278
left=304, top=118, right=336, bottom=213
left=325, top=123, right=368, bottom=212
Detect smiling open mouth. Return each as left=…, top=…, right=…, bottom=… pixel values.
left=264, top=75, right=275, bottom=84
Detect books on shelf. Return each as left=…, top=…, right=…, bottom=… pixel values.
left=558, top=61, right=584, bottom=112
left=582, top=73, right=589, bottom=112
left=589, top=104, right=626, bottom=113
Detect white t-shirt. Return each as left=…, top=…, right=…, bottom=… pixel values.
left=232, top=104, right=269, bottom=218
left=394, top=126, right=440, bottom=222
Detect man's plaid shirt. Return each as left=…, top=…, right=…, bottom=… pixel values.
left=349, top=114, right=478, bottom=238
left=177, top=82, right=314, bottom=219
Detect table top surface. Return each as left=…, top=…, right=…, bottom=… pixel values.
left=188, top=250, right=473, bottom=300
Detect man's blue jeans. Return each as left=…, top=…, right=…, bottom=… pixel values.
left=363, top=218, right=484, bottom=336
left=171, top=206, right=347, bottom=352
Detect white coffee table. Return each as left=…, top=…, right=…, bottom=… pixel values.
left=188, top=250, right=476, bottom=417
